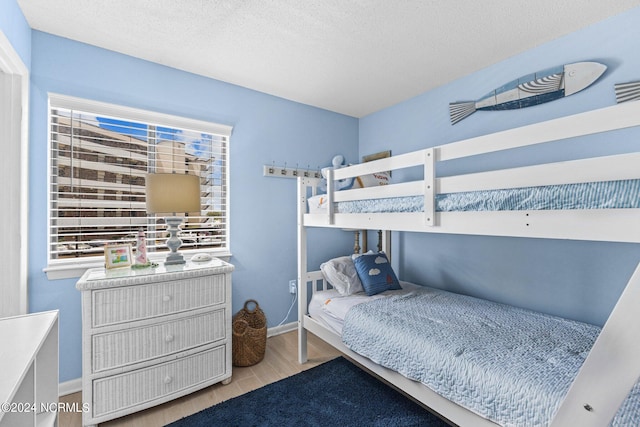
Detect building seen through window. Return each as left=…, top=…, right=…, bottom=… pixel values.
left=49, top=97, right=229, bottom=261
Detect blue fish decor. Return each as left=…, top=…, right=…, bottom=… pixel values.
left=614, top=80, right=640, bottom=103
left=449, top=61, right=607, bottom=125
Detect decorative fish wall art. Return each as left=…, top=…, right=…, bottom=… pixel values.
left=614, top=80, right=640, bottom=103
left=449, top=61, right=607, bottom=125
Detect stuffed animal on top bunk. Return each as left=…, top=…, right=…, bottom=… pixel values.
left=319, top=154, right=390, bottom=193
left=319, top=155, right=356, bottom=192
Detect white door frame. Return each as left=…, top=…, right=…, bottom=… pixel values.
left=0, top=30, right=29, bottom=317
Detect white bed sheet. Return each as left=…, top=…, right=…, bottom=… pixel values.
left=308, top=281, right=421, bottom=335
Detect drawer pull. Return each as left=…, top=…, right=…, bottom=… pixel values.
left=164, top=375, right=173, bottom=384
left=165, top=334, right=174, bottom=343
left=162, top=295, right=172, bottom=302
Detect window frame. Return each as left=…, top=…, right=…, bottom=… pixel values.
left=44, top=94, right=232, bottom=280
left=0, top=31, right=29, bottom=316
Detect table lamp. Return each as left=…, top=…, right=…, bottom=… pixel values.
left=146, top=173, right=201, bottom=265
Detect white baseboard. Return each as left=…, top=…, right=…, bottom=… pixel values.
left=59, top=321, right=299, bottom=396
left=267, top=321, right=297, bottom=337
left=59, top=377, right=82, bottom=397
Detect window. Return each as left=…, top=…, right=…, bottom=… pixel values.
left=47, top=94, right=231, bottom=270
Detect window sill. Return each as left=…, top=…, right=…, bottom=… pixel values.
left=44, top=250, right=232, bottom=281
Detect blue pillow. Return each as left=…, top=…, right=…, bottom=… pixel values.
left=352, top=252, right=401, bottom=296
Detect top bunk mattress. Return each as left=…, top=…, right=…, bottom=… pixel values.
left=308, top=179, right=640, bottom=214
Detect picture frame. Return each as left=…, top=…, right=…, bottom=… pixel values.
left=104, top=243, right=133, bottom=269
left=362, top=150, right=391, bottom=163
left=362, top=150, right=392, bottom=177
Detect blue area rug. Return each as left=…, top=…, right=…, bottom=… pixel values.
left=167, top=357, right=451, bottom=426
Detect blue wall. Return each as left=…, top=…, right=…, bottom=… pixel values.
left=27, top=31, right=358, bottom=382
left=360, top=7, right=640, bottom=327
left=0, top=0, right=31, bottom=68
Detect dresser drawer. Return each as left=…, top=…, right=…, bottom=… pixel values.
left=92, top=309, right=226, bottom=373
left=92, top=274, right=226, bottom=327
left=92, top=345, right=227, bottom=418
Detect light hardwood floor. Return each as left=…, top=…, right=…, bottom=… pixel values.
left=59, top=330, right=341, bottom=427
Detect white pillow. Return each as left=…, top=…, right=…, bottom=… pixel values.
left=354, top=171, right=390, bottom=188
left=320, top=256, right=364, bottom=295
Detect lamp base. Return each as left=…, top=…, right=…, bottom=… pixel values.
left=165, top=252, right=186, bottom=265
left=164, top=216, right=186, bottom=265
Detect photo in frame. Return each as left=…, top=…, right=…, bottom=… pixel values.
left=104, top=243, right=133, bottom=269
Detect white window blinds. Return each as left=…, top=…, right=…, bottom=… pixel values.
left=48, top=94, right=231, bottom=262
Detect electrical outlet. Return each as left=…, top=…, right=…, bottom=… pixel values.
left=289, top=279, right=297, bottom=294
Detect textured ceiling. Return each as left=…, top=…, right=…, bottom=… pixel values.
left=16, top=0, right=640, bottom=117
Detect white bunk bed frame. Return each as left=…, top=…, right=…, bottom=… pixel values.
left=297, top=102, right=640, bottom=427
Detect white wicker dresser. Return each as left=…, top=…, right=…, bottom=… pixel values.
left=76, top=258, right=234, bottom=427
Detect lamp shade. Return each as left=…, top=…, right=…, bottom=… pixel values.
left=145, top=173, right=201, bottom=215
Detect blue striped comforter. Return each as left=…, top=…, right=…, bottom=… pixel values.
left=336, top=179, right=640, bottom=213
left=342, top=287, right=640, bottom=426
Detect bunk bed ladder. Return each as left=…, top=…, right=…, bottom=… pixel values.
left=550, top=261, right=640, bottom=426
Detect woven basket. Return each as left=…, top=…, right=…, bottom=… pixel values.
left=232, top=299, right=267, bottom=367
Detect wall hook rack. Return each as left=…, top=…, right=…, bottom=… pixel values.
left=263, top=164, right=322, bottom=179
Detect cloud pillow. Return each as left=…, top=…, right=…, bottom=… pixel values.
left=352, top=252, right=401, bottom=296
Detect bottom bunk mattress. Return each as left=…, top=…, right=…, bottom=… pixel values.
left=308, top=281, right=420, bottom=334
left=310, top=285, right=640, bottom=426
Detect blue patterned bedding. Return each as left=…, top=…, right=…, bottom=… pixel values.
left=342, top=287, right=640, bottom=426
left=334, top=179, right=640, bottom=213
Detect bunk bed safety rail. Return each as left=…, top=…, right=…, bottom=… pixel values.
left=330, top=148, right=436, bottom=226
left=333, top=149, right=433, bottom=181
left=438, top=101, right=640, bottom=161
left=326, top=168, right=335, bottom=225
left=440, top=152, right=640, bottom=194
left=424, top=148, right=435, bottom=225
left=301, top=102, right=640, bottom=242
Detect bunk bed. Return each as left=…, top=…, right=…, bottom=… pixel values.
left=297, top=101, right=640, bottom=427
